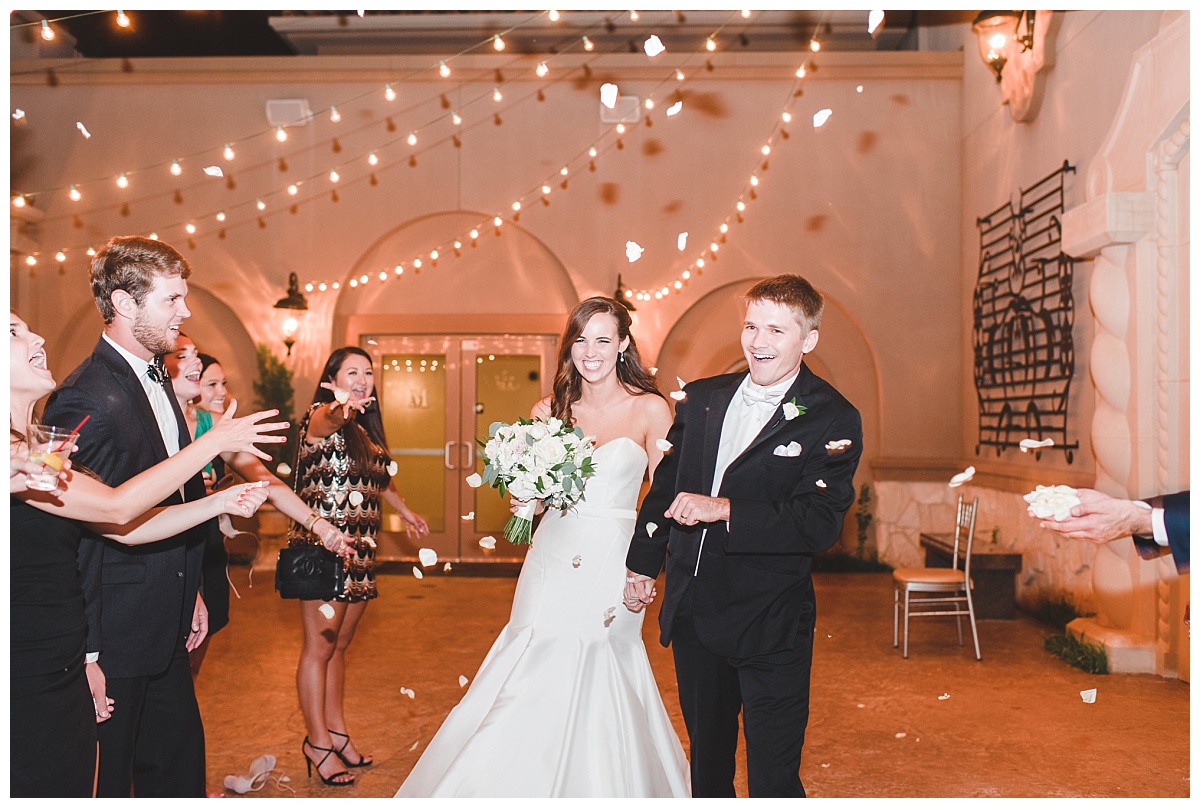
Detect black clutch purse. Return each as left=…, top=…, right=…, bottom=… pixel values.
left=275, top=544, right=345, bottom=601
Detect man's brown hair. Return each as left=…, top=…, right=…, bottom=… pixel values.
left=743, top=274, right=824, bottom=334
left=90, top=236, right=191, bottom=324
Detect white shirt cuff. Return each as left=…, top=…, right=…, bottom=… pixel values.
left=1150, top=507, right=1169, bottom=547
left=85, top=652, right=100, bottom=663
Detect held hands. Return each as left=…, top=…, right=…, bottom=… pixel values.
left=205, top=399, right=290, bottom=461
left=1036, top=488, right=1154, bottom=543
left=665, top=492, right=730, bottom=526
left=320, top=382, right=376, bottom=421
left=215, top=480, right=271, bottom=519
left=623, top=570, right=657, bottom=613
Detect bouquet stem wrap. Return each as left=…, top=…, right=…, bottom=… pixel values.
left=504, top=500, right=539, bottom=546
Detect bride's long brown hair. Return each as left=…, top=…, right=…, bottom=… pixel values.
left=550, top=297, right=662, bottom=426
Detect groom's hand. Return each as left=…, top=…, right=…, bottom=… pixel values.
left=623, top=570, right=656, bottom=612
left=665, top=493, right=730, bottom=526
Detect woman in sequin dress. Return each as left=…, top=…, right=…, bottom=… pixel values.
left=290, top=347, right=429, bottom=786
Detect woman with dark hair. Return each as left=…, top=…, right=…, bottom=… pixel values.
left=292, top=346, right=429, bottom=787
left=397, top=297, right=689, bottom=797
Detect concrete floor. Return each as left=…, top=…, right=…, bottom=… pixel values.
left=194, top=567, right=1190, bottom=799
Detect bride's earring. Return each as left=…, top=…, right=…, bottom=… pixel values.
left=618, top=351, right=625, bottom=363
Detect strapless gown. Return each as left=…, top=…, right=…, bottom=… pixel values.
left=395, top=437, right=690, bottom=797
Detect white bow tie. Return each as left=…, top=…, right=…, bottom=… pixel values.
left=742, top=385, right=784, bottom=409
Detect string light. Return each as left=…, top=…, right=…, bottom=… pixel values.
left=548, top=9, right=560, bottom=21
left=116, top=10, right=130, bottom=28
left=675, top=68, right=686, bottom=81
left=781, top=111, right=793, bottom=123
left=223, top=143, right=235, bottom=160
left=379, top=270, right=388, bottom=281
left=12, top=194, right=25, bottom=208
left=451, top=111, right=462, bottom=126
left=629, top=10, right=640, bottom=21
left=470, top=228, right=480, bottom=240
left=216, top=210, right=226, bottom=221
left=588, top=147, right=598, bottom=158
left=384, top=84, right=396, bottom=101
left=185, top=222, right=196, bottom=235
left=492, top=34, right=505, bottom=51
left=492, top=87, right=503, bottom=102
left=644, top=98, right=655, bottom=110
left=810, top=39, right=821, bottom=52
left=511, top=201, right=521, bottom=212
left=275, top=126, right=287, bottom=142
left=438, top=60, right=451, bottom=78
left=25, top=255, right=36, bottom=266
left=87, top=247, right=96, bottom=256
left=329, top=106, right=341, bottom=123
left=368, top=150, right=378, bottom=166
left=68, top=184, right=81, bottom=201
left=615, top=123, right=626, bottom=134
left=256, top=198, right=266, bottom=210
left=706, top=36, right=716, bottom=52
left=288, top=183, right=299, bottom=195
left=493, top=216, right=503, bottom=227
left=407, top=131, right=418, bottom=146
left=582, top=35, right=594, bottom=51
left=761, top=144, right=771, bottom=156
left=536, top=62, right=549, bottom=78
left=116, top=173, right=129, bottom=189
left=413, top=258, right=422, bottom=269
left=329, top=169, right=339, bottom=183
left=741, top=9, right=751, bottom=18
left=40, top=20, right=54, bottom=41
left=148, top=232, right=158, bottom=240
left=795, top=66, right=806, bottom=78
left=170, top=159, right=182, bottom=176
left=55, top=250, right=66, bottom=262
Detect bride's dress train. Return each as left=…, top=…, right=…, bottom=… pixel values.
left=395, top=437, right=690, bottom=797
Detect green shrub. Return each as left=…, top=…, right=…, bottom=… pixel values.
left=1044, top=632, right=1108, bottom=675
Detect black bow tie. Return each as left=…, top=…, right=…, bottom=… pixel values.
left=146, top=355, right=168, bottom=384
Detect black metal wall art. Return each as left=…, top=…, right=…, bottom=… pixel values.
left=973, top=160, right=1078, bottom=463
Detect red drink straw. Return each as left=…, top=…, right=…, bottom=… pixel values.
left=55, top=415, right=90, bottom=451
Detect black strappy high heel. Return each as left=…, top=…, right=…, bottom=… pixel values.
left=329, top=729, right=373, bottom=768
left=302, top=737, right=355, bottom=786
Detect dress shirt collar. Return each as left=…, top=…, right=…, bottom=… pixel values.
left=102, top=332, right=154, bottom=378
left=738, top=368, right=801, bottom=408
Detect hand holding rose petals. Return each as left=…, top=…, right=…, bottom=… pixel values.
left=1023, top=484, right=1081, bottom=522
left=1031, top=487, right=1154, bottom=543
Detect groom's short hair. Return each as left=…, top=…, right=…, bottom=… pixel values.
left=744, top=275, right=824, bottom=333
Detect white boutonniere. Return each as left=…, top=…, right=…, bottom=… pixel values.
left=782, top=397, right=806, bottom=421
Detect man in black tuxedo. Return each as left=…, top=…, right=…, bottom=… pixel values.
left=1038, top=488, right=1190, bottom=573
left=42, top=236, right=211, bottom=796
left=626, top=274, right=863, bottom=797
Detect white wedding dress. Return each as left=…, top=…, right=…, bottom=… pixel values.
left=395, top=437, right=690, bottom=797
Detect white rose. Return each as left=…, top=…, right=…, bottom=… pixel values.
left=527, top=423, right=549, bottom=441
left=533, top=437, right=568, bottom=467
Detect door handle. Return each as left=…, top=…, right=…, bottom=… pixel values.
left=444, top=441, right=457, bottom=470
left=460, top=441, right=475, bottom=471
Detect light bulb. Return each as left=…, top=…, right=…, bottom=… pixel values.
left=86, top=247, right=96, bottom=256
left=493, top=216, right=503, bottom=227
left=810, top=39, right=821, bottom=53
left=170, top=159, right=182, bottom=176
left=710, top=242, right=719, bottom=252
left=675, top=68, right=685, bottom=81
left=223, top=143, right=235, bottom=160
left=329, top=170, right=339, bottom=183
left=782, top=111, right=792, bottom=123
left=512, top=201, right=521, bottom=212
left=116, top=10, right=130, bottom=27
left=706, top=36, right=716, bottom=52
left=405, top=130, right=418, bottom=146
left=68, top=185, right=81, bottom=201
left=379, top=270, right=388, bottom=281
left=588, top=147, right=597, bottom=158
left=216, top=210, right=226, bottom=221
left=56, top=251, right=66, bottom=262
left=470, top=229, right=480, bottom=239
left=750, top=175, right=759, bottom=186
left=492, top=87, right=503, bottom=102
left=25, top=255, right=36, bottom=266
left=148, top=232, right=157, bottom=240
left=368, top=151, right=378, bottom=166
left=305, top=282, right=314, bottom=292
left=761, top=144, right=771, bottom=155
left=439, top=60, right=451, bottom=78
left=393, top=266, right=403, bottom=276
left=644, top=98, right=655, bottom=110
left=741, top=9, right=751, bottom=18
left=116, top=173, right=129, bottom=189
left=541, top=184, right=551, bottom=194
left=430, top=250, right=439, bottom=260
left=493, top=34, right=505, bottom=51
left=350, top=279, right=358, bottom=288
left=696, top=258, right=705, bottom=268
left=719, top=223, right=729, bottom=233
left=682, top=270, right=691, bottom=280
left=12, top=195, right=26, bottom=208
left=288, top=184, right=298, bottom=195
left=413, top=258, right=422, bottom=269
left=276, top=126, right=287, bottom=142
left=795, top=66, right=806, bottom=78
left=560, top=167, right=569, bottom=175
left=360, top=274, right=368, bottom=284
left=453, top=241, right=462, bottom=249
left=616, top=123, right=626, bottom=134
left=674, top=280, right=682, bottom=289
left=40, top=20, right=54, bottom=41
left=318, top=282, right=328, bottom=291
left=582, top=36, right=594, bottom=51
left=451, top=111, right=462, bottom=125
left=630, top=10, right=640, bottom=21
left=329, top=106, right=341, bottom=123
left=185, top=223, right=196, bottom=234
left=737, top=201, right=746, bottom=212
left=385, top=84, right=396, bottom=101
left=536, top=61, right=549, bottom=78
left=548, top=9, right=559, bottom=21
left=332, top=282, right=340, bottom=289
left=256, top=198, right=266, bottom=210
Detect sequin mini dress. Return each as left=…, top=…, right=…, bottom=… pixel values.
left=288, top=402, right=391, bottom=602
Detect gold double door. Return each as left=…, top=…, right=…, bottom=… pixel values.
left=364, top=334, right=557, bottom=563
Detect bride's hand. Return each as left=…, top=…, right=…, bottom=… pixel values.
left=509, top=497, right=545, bottom=517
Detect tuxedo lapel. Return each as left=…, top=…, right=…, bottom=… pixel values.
left=701, top=374, right=743, bottom=497
left=732, top=365, right=814, bottom=469
left=93, top=337, right=171, bottom=465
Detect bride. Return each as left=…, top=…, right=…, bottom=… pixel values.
left=396, top=297, right=690, bottom=797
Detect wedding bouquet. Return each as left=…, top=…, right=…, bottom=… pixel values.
left=466, top=417, right=597, bottom=545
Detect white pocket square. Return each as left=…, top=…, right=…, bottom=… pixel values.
left=773, top=441, right=803, bottom=457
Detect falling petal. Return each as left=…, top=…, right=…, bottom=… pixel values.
left=318, top=603, right=335, bottom=619
left=443, top=562, right=452, bottom=572
left=388, top=461, right=399, bottom=476
left=1080, top=688, right=1097, bottom=704
left=895, top=732, right=907, bottom=739
left=1019, top=438, right=1055, bottom=452
left=813, top=108, right=833, bottom=128
left=646, top=522, right=658, bottom=537
left=625, top=241, right=644, bottom=262
left=458, top=675, right=469, bottom=687
left=948, top=466, right=975, bottom=488
left=412, top=566, right=424, bottom=579
left=938, top=693, right=950, bottom=701
left=643, top=35, right=666, bottom=57
left=348, top=490, right=364, bottom=506
left=600, top=82, right=619, bottom=109
left=868, top=9, right=885, bottom=34
left=334, top=388, right=350, bottom=404
left=572, top=555, right=582, bottom=568
left=669, top=391, right=686, bottom=401
left=676, top=376, right=687, bottom=389
left=276, top=462, right=292, bottom=476
left=655, top=439, right=673, bottom=452
left=479, top=535, right=497, bottom=549
left=461, top=512, right=475, bottom=521
left=419, top=548, right=438, bottom=567
left=76, top=121, right=92, bottom=139
left=465, top=472, right=483, bottom=488
left=821, top=763, right=830, bottom=768
left=359, top=535, right=377, bottom=548
left=815, top=479, right=827, bottom=489
left=12, top=109, right=25, bottom=121
left=666, top=101, right=682, bottom=116
left=826, top=439, right=853, bottom=453
left=603, top=606, right=617, bottom=627
left=677, top=232, right=688, bottom=250
left=203, top=165, right=224, bottom=177
left=409, top=741, right=420, bottom=751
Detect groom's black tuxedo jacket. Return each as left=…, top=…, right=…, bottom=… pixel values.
left=628, top=365, right=863, bottom=659
left=42, top=336, right=210, bottom=679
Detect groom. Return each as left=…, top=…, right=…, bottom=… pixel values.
left=625, top=274, right=863, bottom=797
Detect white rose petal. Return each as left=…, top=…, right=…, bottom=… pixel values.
left=443, top=562, right=452, bottom=572
left=276, top=462, right=292, bottom=476
left=603, top=606, right=617, bottom=627
left=1024, top=485, right=1081, bottom=522
left=646, top=522, right=658, bottom=537
left=334, top=388, right=350, bottom=404
left=479, top=536, right=497, bottom=549
left=465, top=472, right=482, bottom=487
left=782, top=402, right=801, bottom=420
left=388, top=461, right=399, bottom=476
left=76, top=121, right=92, bottom=139
left=650, top=367, right=659, bottom=375
left=461, top=512, right=475, bottom=521
left=813, top=108, right=833, bottom=128
left=677, top=232, right=688, bottom=250
left=203, top=165, right=224, bottom=177
left=400, top=687, right=415, bottom=699
left=418, top=548, right=438, bottom=567
left=409, top=741, right=419, bottom=751
left=359, top=535, right=377, bottom=548
left=655, top=439, right=673, bottom=452
left=412, top=566, right=423, bottom=579
left=676, top=376, right=687, bottom=389
left=815, top=479, right=827, bottom=489
left=1019, top=438, right=1055, bottom=452
left=626, top=241, right=644, bottom=262
left=1080, top=688, right=1097, bottom=704
left=348, top=490, right=364, bottom=507
left=666, top=101, right=682, bottom=116
left=643, top=35, right=665, bottom=57
left=948, top=466, right=975, bottom=488
left=895, top=732, right=907, bottom=739
left=572, top=555, right=582, bottom=568
left=600, top=83, right=619, bottom=109
left=318, top=603, right=335, bottom=619
left=458, top=675, right=469, bottom=688
left=938, top=693, right=950, bottom=701
left=670, top=391, right=687, bottom=401
left=826, top=439, right=853, bottom=453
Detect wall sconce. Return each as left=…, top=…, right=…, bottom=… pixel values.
left=972, top=11, right=1034, bottom=83
left=273, top=271, right=308, bottom=356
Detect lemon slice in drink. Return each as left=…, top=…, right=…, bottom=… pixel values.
left=31, top=451, right=65, bottom=472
